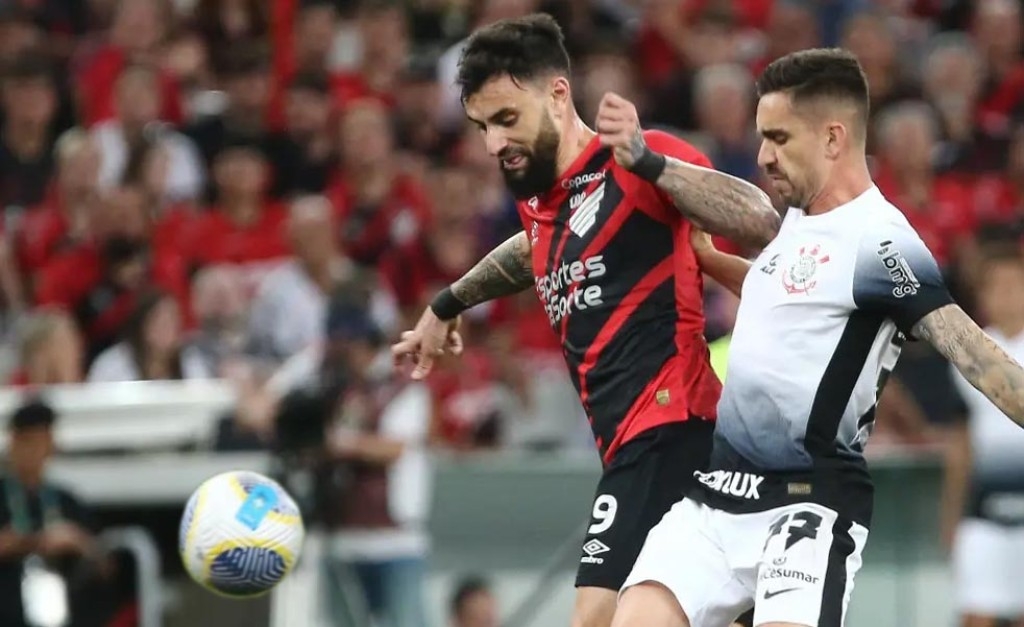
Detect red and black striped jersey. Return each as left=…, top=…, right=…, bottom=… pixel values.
left=516, top=131, right=722, bottom=465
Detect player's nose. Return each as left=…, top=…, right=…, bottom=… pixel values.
left=757, top=140, right=777, bottom=169
left=483, top=128, right=509, bottom=157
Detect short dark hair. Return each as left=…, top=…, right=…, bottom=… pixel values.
left=456, top=13, right=570, bottom=102
left=4, top=54, right=53, bottom=84
left=9, top=398, right=56, bottom=433
left=757, top=48, right=870, bottom=129
left=449, top=574, right=491, bottom=617
left=288, top=71, right=330, bottom=95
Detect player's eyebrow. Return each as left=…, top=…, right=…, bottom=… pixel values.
left=466, top=107, right=518, bottom=128
left=760, top=128, right=789, bottom=142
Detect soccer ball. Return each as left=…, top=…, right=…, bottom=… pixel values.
left=179, top=470, right=305, bottom=597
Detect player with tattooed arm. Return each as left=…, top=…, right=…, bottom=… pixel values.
left=391, top=13, right=779, bottom=627
left=613, top=48, right=1024, bottom=627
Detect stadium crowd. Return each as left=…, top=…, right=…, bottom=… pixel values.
left=0, top=0, right=1021, bottom=448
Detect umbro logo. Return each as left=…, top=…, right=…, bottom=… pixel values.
left=580, top=539, right=610, bottom=564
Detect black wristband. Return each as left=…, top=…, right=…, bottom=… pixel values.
left=630, top=147, right=667, bottom=183
left=429, top=287, right=468, bottom=321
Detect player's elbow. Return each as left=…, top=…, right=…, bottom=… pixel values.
left=753, top=208, right=781, bottom=248
left=740, top=202, right=780, bottom=249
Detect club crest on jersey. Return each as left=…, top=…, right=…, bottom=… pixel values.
left=568, top=182, right=606, bottom=237
left=782, top=245, right=830, bottom=295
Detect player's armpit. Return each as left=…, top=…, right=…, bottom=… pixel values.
left=913, top=304, right=1024, bottom=427
left=450, top=230, right=534, bottom=308
left=657, top=157, right=781, bottom=249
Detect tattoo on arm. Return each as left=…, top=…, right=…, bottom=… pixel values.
left=913, top=304, right=1024, bottom=427
left=450, top=231, right=534, bottom=307
left=656, top=155, right=781, bottom=248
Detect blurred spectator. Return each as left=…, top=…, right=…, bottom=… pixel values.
left=187, top=265, right=249, bottom=377
left=184, top=43, right=279, bottom=181
left=394, top=58, right=453, bottom=163
left=8, top=309, right=84, bottom=386
left=449, top=575, right=498, bottom=627
left=0, top=9, right=44, bottom=67
left=873, top=101, right=974, bottom=269
left=381, top=167, right=480, bottom=322
left=315, top=298, right=432, bottom=627
left=274, top=71, right=338, bottom=198
left=921, top=34, right=987, bottom=171
left=182, top=137, right=288, bottom=288
left=35, top=184, right=190, bottom=361
left=575, top=38, right=644, bottom=127
left=840, top=9, right=921, bottom=137
left=971, top=0, right=1024, bottom=146
left=292, top=0, right=340, bottom=77
left=0, top=399, right=100, bottom=627
left=87, top=289, right=211, bottom=381
left=971, top=116, right=1024, bottom=240
left=693, top=63, right=759, bottom=182
left=0, top=55, right=59, bottom=217
left=74, top=0, right=182, bottom=126
left=941, top=247, right=1024, bottom=624
left=330, top=98, right=430, bottom=266
left=331, top=1, right=409, bottom=107
left=16, top=128, right=101, bottom=280
left=248, top=195, right=397, bottom=363
left=92, top=64, right=204, bottom=204
left=192, top=0, right=269, bottom=75
left=750, top=0, right=821, bottom=74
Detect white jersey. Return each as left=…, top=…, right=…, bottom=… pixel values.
left=694, top=186, right=952, bottom=525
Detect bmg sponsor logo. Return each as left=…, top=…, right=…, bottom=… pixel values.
left=876, top=240, right=920, bottom=298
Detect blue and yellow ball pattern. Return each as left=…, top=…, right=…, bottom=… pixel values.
left=179, top=471, right=305, bottom=597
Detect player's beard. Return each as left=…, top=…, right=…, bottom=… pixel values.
left=500, top=114, right=560, bottom=200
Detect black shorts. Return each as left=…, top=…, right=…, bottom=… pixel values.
left=575, top=418, right=714, bottom=590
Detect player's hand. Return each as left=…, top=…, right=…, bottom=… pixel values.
left=690, top=227, right=715, bottom=256
left=595, top=92, right=647, bottom=170
left=391, top=307, right=464, bottom=380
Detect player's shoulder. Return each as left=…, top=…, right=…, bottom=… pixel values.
left=857, top=187, right=921, bottom=238
left=643, top=129, right=713, bottom=168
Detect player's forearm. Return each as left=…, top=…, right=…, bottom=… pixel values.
left=449, top=231, right=534, bottom=308
left=695, top=247, right=751, bottom=298
left=914, top=305, right=1024, bottom=427
left=657, top=157, right=780, bottom=248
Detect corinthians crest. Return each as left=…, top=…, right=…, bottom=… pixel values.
left=782, top=245, right=830, bottom=295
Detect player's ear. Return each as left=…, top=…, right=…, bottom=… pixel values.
left=550, top=76, right=572, bottom=115
left=824, top=121, right=847, bottom=160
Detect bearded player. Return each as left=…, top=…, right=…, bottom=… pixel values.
left=392, top=14, right=779, bottom=627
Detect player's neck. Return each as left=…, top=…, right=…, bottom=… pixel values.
left=555, top=116, right=597, bottom=178
left=804, top=159, right=873, bottom=216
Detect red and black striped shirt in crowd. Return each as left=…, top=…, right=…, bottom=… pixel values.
left=516, top=131, right=722, bottom=465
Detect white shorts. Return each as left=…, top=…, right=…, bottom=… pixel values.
left=953, top=518, right=1024, bottom=616
left=622, top=498, right=870, bottom=627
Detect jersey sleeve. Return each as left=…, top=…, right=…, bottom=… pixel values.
left=852, top=220, right=954, bottom=336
